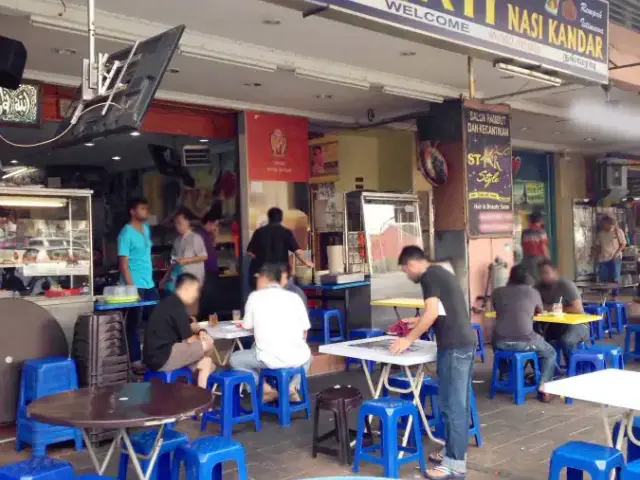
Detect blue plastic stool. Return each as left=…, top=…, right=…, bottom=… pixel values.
left=489, top=350, right=540, bottom=405
left=258, top=367, right=311, bottom=427
left=200, top=370, right=260, bottom=437
left=548, top=441, right=624, bottom=480
left=16, top=357, right=83, bottom=456
left=564, top=351, right=606, bottom=404
left=117, top=429, right=188, bottom=480
left=613, top=418, right=640, bottom=462
left=76, top=476, right=116, bottom=479
left=623, top=458, right=640, bottom=480
left=606, top=301, right=628, bottom=334
left=171, top=436, right=248, bottom=480
left=143, top=367, right=193, bottom=384
left=384, top=374, right=442, bottom=437
left=353, top=398, right=425, bottom=478
left=345, top=328, right=385, bottom=372
left=624, top=324, right=640, bottom=362
left=472, top=324, right=486, bottom=363
left=555, top=342, right=587, bottom=372
left=584, top=304, right=610, bottom=339
left=0, top=457, right=74, bottom=480
left=585, top=344, right=624, bottom=369
left=308, top=308, right=345, bottom=344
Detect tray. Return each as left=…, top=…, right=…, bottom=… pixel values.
left=103, top=296, right=140, bottom=304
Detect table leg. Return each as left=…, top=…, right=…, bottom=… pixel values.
left=81, top=429, right=122, bottom=474
left=222, top=338, right=244, bottom=366
left=362, top=360, right=390, bottom=399
left=393, top=307, right=401, bottom=320
left=120, top=423, right=166, bottom=480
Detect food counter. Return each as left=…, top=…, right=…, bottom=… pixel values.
left=0, top=187, right=94, bottom=344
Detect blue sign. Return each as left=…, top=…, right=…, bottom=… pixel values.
left=319, top=0, right=609, bottom=84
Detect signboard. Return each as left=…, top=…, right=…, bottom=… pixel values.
left=0, top=83, right=41, bottom=126
left=310, top=140, right=339, bottom=181
left=245, top=111, right=309, bottom=182
left=318, top=0, right=609, bottom=84
left=464, top=107, right=513, bottom=237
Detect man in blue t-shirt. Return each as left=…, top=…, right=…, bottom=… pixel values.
left=118, top=197, right=158, bottom=370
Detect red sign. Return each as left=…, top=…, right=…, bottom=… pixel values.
left=246, top=111, right=309, bottom=182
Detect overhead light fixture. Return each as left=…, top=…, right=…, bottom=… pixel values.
left=168, top=67, right=180, bottom=74
left=0, top=195, right=67, bottom=207
left=181, top=48, right=278, bottom=73
left=520, top=126, right=530, bottom=131
left=112, top=156, right=121, bottom=160
left=30, top=14, right=135, bottom=44
left=585, top=137, right=595, bottom=141
left=494, top=62, right=563, bottom=87
left=400, top=51, right=416, bottom=57
left=295, top=68, right=370, bottom=90
left=199, top=139, right=209, bottom=143
left=243, top=82, right=262, bottom=87
left=381, top=86, right=444, bottom=103
left=9, top=160, right=18, bottom=164
left=1, top=167, right=38, bottom=180
left=84, top=142, right=95, bottom=147
left=52, top=47, right=76, bottom=56
left=130, top=131, right=141, bottom=137
left=315, top=94, right=334, bottom=100
left=262, top=19, right=281, bottom=25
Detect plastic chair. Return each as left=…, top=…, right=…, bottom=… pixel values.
left=0, top=457, right=74, bottom=480
left=76, top=475, right=117, bottom=479
left=624, top=324, right=640, bottom=362
left=143, top=367, right=193, bottom=384
left=584, top=304, right=610, bottom=339
left=623, top=458, right=640, bottom=480
left=345, top=328, right=384, bottom=372
left=308, top=308, right=345, bottom=344
left=117, top=429, right=188, bottom=480
left=584, top=344, right=624, bottom=369
left=258, top=367, right=311, bottom=427
left=606, top=301, right=628, bottom=334
left=613, top=418, right=640, bottom=462
left=548, top=441, right=624, bottom=480
left=171, top=436, right=248, bottom=480
left=565, top=351, right=606, bottom=404
left=489, top=350, right=540, bottom=405
left=472, top=324, right=486, bottom=363
left=353, top=398, right=425, bottom=478
left=200, top=370, right=260, bottom=437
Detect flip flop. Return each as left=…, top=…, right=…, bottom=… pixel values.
left=428, top=451, right=444, bottom=463
left=423, top=465, right=466, bottom=480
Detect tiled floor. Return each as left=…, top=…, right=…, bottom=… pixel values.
left=0, top=333, right=631, bottom=480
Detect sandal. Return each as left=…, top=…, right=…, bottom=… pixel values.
left=423, top=465, right=465, bottom=480
left=428, top=451, right=444, bottom=463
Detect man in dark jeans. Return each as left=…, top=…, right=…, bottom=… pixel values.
left=117, top=197, right=159, bottom=372
left=392, top=246, right=476, bottom=480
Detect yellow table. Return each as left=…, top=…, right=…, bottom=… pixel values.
left=371, top=298, right=424, bottom=309
left=484, top=312, right=602, bottom=325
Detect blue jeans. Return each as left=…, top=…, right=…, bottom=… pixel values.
left=493, top=333, right=556, bottom=385
left=230, top=348, right=312, bottom=390
left=437, top=346, right=475, bottom=474
left=558, top=324, right=590, bottom=365
left=599, top=259, right=622, bottom=295
left=127, top=287, right=159, bottom=364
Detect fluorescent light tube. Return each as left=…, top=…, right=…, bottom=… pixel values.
left=381, top=86, right=444, bottom=103
left=295, top=68, right=370, bottom=90
left=181, top=49, right=278, bottom=73
left=494, top=62, right=563, bottom=87
left=0, top=196, right=67, bottom=208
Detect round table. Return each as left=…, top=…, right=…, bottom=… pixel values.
left=28, top=382, right=213, bottom=480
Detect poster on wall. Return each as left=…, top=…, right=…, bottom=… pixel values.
left=464, top=107, right=513, bottom=237
left=310, top=141, right=339, bottom=181
left=246, top=111, right=309, bottom=182
left=0, top=83, right=40, bottom=126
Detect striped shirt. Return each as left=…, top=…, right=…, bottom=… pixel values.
left=521, top=225, right=548, bottom=257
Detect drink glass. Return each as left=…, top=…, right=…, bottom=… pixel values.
left=232, top=310, right=241, bottom=322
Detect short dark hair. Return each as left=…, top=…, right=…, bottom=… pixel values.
left=398, top=245, right=426, bottom=265
left=202, top=211, right=220, bottom=225
left=257, top=262, right=282, bottom=283
left=174, top=208, right=191, bottom=221
left=280, top=262, right=292, bottom=277
left=175, top=272, right=200, bottom=289
left=529, top=212, right=543, bottom=224
left=508, top=264, right=532, bottom=286
left=267, top=207, right=283, bottom=224
left=601, top=215, right=614, bottom=225
left=537, top=259, right=556, bottom=271
left=127, top=197, right=148, bottom=214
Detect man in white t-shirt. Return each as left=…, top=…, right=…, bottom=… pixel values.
left=230, top=262, right=311, bottom=403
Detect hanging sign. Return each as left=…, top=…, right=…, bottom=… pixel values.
left=0, top=84, right=41, bottom=126
left=464, top=107, right=513, bottom=237
left=314, top=0, right=609, bottom=84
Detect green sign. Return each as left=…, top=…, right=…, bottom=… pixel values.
left=0, top=84, right=41, bottom=126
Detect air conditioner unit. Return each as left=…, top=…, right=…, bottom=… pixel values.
left=595, top=158, right=628, bottom=202
left=181, top=145, right=211, bottom=167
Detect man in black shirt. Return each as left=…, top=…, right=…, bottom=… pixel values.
left=393, top=246, right=476, bottom=480
left=143, top=273, right=214, bottom=388
left=247, top=207, right=313, bottom=288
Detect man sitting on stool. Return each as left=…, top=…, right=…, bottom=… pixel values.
left=143, top=273, right=215, bottom=388
left=230, top=263, right=311, bottom=403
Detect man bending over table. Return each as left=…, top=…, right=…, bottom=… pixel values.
left=143, top=273, right=215, bottom=388
left=230, top=262, right=312, bottom=403
left=536, top=260, right=589, bottom=363
left=392, top=245, right=476, bottom=480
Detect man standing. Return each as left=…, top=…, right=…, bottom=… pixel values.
left=247, top=207, right=313, bottom=288
left=143, top=273, right=214, bottom=389
left=196, top=211, right=220, bottom=318
left=594, top=215, right=626, bottom=294
left=392, top=245, right=476, bottom=480
left=118, top=197, right=159, bottom=370
left=520, top=212, right=549, bottom=281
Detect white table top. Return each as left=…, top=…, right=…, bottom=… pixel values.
left=319, top=336, right=437, bottom=366
left=203, top=322, right=253, bottom=339
left=541, top=369, right=640, bottom=410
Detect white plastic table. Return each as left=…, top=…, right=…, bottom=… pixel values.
left=542, top=369, right=640, bottom=449
left=320, top=336, right=443, bottom=448
left=202, top=322, right=253, bottom=366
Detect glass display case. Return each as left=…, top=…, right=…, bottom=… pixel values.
left=0, top=187, right=93, bottom=302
